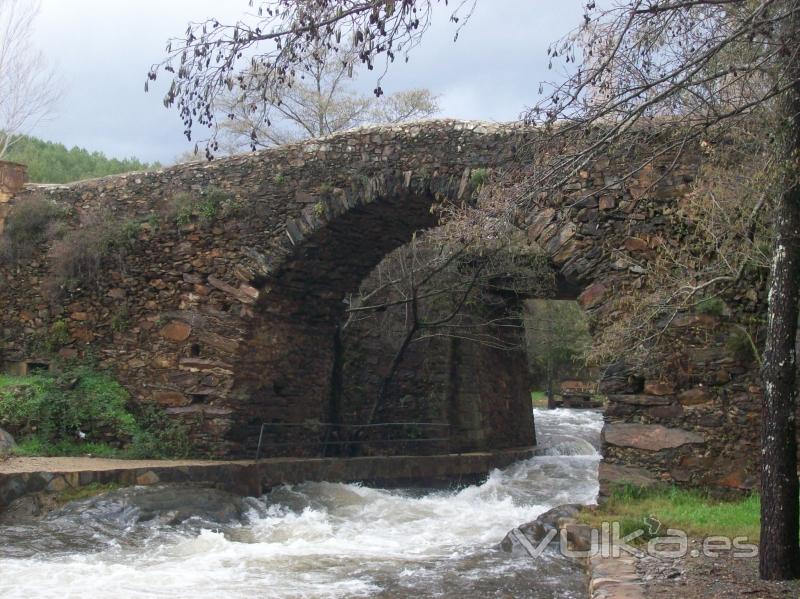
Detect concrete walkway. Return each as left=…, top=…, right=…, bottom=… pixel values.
left=0, top=456, right=251, bottom=474
left=0, top=447, right=536, bottom=510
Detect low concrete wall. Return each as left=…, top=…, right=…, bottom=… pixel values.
left=0, top=447, right=535, bottom=511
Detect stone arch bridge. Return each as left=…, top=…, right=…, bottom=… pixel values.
left=0, top=120, right=764, bottom=492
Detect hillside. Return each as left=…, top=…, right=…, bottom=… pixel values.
left=3, top=135, right=160, bottom=184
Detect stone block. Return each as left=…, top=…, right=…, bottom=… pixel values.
left=643, top=381, right=674, bottom=396
left=160, top=320, right=192, bottom=342
left=678, top=387, right=711, bottom=405
left=603, top=423, right=704, bottom=451
left=578, top=282, right=607, bottom=309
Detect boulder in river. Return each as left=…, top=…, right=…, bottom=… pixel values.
left=0, top=483, right=248, bottom=528
left=500, top=504, right=591, bottom=556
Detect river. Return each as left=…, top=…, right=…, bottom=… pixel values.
left=0, top=408, right=602, bottom=598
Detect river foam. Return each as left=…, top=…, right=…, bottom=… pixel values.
left=0, top=408, right=602, bottom=598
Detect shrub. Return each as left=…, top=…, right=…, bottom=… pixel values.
left=0, top=366, right=137, bottom=445
left=0, top=195, right=64, bottom=263
left=726, top=326, right=760, bottom=364
left=0, top=366, right=193, bottom=459
left=35, top=319, right=71, bottom=354
left=163, top=188, right=238, bottom=228
left=110, top=306, right=131, bottom=332
left=125, top=405, right=192, bottom=459
left=48, top=209, right=139, bottom=292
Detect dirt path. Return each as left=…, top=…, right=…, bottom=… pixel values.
left=638, top=538, right=800, bottom=598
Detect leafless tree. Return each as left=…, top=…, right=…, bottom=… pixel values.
left=147, top=0, right=472, bottom=155
left=0, top=0, right=57, bottom=158
left=343, top=227, right=551, bottom=427
left=216, top=45, right=439, bottom=151
left=521, top=1, right=800, bottom=580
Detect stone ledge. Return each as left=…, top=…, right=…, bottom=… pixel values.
left=603, top=424, right=705, bottom=451
left=0, top=447, right=535, bottom=512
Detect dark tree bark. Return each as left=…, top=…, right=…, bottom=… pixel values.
left=759, top=5, right=800, bottom=578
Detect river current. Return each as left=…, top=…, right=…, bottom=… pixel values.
left=0, top=408, right=603, bottom=598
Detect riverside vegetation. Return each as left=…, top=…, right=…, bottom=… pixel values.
left=580, top=484, right=761, bottom=543
left=0, top=365, right=192, bottom=459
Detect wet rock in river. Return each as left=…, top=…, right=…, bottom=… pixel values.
left=51, top=483, right=247, bottom=526
left=500, top=504, right=584, bottom=555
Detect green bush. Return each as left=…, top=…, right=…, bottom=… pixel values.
left=726, top=326, right=759, bottom=364
left=0, top=195, right=64, bottom=263
left=0, top=366, right=192, bottom=459
left=125, top=405, right=192, bottom=459
left=470, top=168, right=490, bottom=188
left=0, top=367, right=136, bottom=444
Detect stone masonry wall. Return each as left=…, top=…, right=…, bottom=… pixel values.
left=0, top=120, right=778, bottom=491
left=517, top=136, right=770, bottom=493
left=0, top=121, right=527, bottom=457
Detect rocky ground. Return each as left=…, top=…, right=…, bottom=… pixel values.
left=638, top=538, right=800, bottom=598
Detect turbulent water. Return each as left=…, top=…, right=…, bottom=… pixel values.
left=0, top=408, right=602, bottom=598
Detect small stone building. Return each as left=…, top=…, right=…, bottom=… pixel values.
left=0, top=160, right=28, bottom=235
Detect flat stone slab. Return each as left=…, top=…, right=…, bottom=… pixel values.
left=603, top=424, right=704, bottom=451
left=599, top=462, right=659, bottom=488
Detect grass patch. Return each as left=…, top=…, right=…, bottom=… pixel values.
left=581, top=485, right=761, bottom=542
left=0, top=366, right=192, bottom=459
left=13, top=438, right=125, bottom=458
left=531, top=390, right=549, bottom=407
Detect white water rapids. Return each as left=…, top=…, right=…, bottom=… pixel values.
left=0, top=408, right=603, bottom=598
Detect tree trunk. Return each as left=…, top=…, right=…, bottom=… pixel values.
left=759, top=10, right=800, bottom=578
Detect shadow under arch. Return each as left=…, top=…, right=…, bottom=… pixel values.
left=226, top=174, right=457, bottom=453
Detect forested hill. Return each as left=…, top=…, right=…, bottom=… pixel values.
left=3, top=135, right=160, bottom=184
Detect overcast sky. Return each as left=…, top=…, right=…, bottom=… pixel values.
left=29, top=1, right=584, bottom=164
